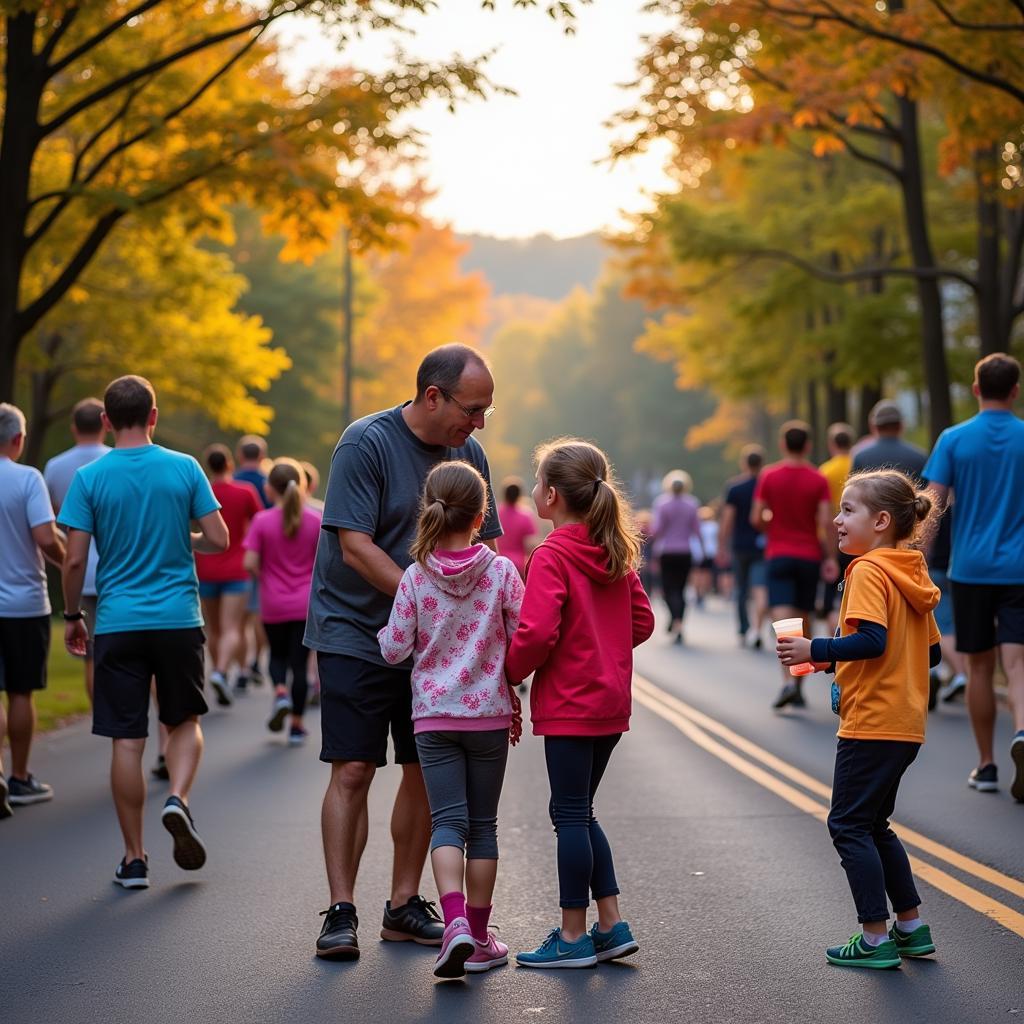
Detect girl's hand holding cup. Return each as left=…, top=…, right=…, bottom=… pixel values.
left=776, top=634, right=812, bottom=667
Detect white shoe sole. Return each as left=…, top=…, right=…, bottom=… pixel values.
left=515, top=955, right=597, bottom=968
left=465, top=954, right=508, bottom=972
left=968, top=778, right=999, bottom=793
left=595, top=940, right=639, bottom=962
left=114, top=875, right=150, bottom=889
left=8, top=792, right=53, bottom=806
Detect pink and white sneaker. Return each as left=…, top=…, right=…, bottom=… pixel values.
left=465, top=931, right=509, bottom=973
left=433, top=917, right=477, bottom=979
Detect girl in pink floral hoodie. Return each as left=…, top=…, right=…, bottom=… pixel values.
left=378, top=461, right=523, bottom=980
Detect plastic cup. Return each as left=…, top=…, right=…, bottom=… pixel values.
left=772, top=618, right=814, bottom=677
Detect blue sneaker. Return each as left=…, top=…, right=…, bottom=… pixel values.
left=589, top=921, right=639, bottom=962
left=516, top=928, right=597, bottom=969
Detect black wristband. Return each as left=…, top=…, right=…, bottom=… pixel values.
left=63, top=610, right=84, bottom=621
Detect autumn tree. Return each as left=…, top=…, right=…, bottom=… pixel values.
left=0, top=0, right=581, bottom=404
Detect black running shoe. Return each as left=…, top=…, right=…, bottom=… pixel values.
left=114, top=856, right=150, bottom=889
left=161, top=795, right=207, bottom=870
left=0, top=775, right=12, bottom=819
left=7, top=773, right=53, bottom=805
left=381, top=895, right=444, bottom=945
left=317, top=902, right=359, bottom=960
left=151, top=755, right=169, bottom=781
left=773, top=683, right=801, bottom=709
left=968, top=763, right=998, bottom=793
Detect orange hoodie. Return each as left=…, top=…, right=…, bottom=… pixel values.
left=835, top=547, right=940, bottom=743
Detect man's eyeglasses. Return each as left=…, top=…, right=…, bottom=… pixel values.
left=436, top=387, right=495, bottom=420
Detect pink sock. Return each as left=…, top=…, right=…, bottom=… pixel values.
left=439, top=891, right=466, bottom=926
left=466, top=904, right=492, bottom=942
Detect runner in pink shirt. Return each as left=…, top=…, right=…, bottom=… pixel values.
left=243, top=459, right=321, bottom=745
left=496, top=477, right=538, bottom=578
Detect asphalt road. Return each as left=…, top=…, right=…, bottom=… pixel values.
left=2, top=599, right=1022, bottom=1024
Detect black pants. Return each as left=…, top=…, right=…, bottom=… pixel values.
left=732, top=551, right=763, bottom=636
left=660, top=553, right=693, bottom=626
left=544, top=734, right=622, bottom=909
left=264, top=620, right=309, bottom=718
left=827, top=738, right=921, bottom=923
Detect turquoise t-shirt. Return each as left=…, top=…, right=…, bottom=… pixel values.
left=58, top=445, right=220, bottom=634
left=923, top=410, right=1024, bottom=585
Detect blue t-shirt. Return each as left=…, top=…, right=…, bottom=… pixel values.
left=58, top=445, right=220, bottom=633
left=724, top=474, right=765, bottom=555
left=234, top=467, right=271, bottom=508
left=923, top=410, right=1024, bottom=584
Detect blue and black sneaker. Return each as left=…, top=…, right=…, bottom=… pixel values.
left=590, top=921, right=639, bottom=962
left=114, top=856, right=150, bottom=890
left=516, top=928, right=597, bottom=969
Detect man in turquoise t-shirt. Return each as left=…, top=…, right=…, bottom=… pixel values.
left=924, top=353, right=1024, bottom=802
left=59, top=376, right=228, bottom=889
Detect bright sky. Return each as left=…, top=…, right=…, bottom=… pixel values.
left=274, top=1, right=676, bottom=239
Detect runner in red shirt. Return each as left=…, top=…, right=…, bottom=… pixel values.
left=752, top=421, right=838, bottom=710
left=195, top=444, right=262, bottom=706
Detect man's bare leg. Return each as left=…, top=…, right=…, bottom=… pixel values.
left=966, top=649, right=997, bottom=766
left=322, top=760, right=375, bottom=905
left=111, top=737, right=146, bottom=861
left=389, top=763, right=432, bottom=907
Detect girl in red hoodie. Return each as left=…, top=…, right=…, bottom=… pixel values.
left=506, top=439, right=655, bottom=969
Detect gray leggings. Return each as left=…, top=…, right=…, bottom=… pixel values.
left=415, top=729, right=509, bottom=860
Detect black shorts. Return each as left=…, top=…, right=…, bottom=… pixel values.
left=0, top=615, right=50, bottom=694
left=318, top=652, right=417, bottom=767
left=767, top=557, right=821, bottom=613
left=93, top=628, right=208, bottom=739
left=951, top=582, right=1024, bottom=653
left=822, top=553, right=855, bottom=615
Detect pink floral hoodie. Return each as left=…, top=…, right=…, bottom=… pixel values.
left=377, top=545, right=525, bottom=734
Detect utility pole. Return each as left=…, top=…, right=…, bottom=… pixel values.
left=341, top=226, right=354, bottom=428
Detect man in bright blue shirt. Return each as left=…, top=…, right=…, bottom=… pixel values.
left=59, top=376, right=228, bottom=889
left=924, top=353, right=1024, bottom=801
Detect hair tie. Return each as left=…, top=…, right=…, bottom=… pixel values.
left=286, top=479, right=298, bottom=491
left=593, top=478, right=603, bottom=494
left=434, top=497, right=448, bottom=511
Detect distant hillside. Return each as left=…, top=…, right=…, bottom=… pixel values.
left=458, top=232, right=607, bottom=299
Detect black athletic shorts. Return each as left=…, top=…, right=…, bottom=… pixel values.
left=951, top=582, right=1024, bottom=654
left=767, top=557, right=821, bottom=613
left=93, top=627, right=208, bottom=739
left=0, top=615, right=50, bottom=694
left=318, top=652, right=417, bottom=767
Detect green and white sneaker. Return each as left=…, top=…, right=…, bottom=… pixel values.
left=516, top=928, right=597, bottom=968
left=825, top=933, right=901, bottom=969
left=889, top=922, right=936, bottom=957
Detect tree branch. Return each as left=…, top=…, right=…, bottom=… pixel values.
left=751, top=0, right=1024, bottom=105
left=41, top=3, right=312, bottom=137
left=40, top=6, right=82, bottom=65
left=926, top=0, right=1024, bottom=31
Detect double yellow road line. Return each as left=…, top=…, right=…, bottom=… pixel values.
left=633, top=674, right=1024, bottom=939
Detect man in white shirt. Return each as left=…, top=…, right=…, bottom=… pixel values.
left=44, top=398, right=110, bottom=701
left=0, top=403, right=66, bottom=815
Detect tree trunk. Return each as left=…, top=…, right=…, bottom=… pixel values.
left=24, top=331, right=64, bottom=467
left=857, top=382, right=882, bottom=437
left=0, top=12, right=44, bottom=402
left=805, top=378, right=821, bottom=461
left=896, top=93, right=952, bottom=440
left=975, top=151, right=1003, bottom=357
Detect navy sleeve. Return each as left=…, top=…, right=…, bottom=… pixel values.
left=929, top=642, right=941, bottom=669
left=810, top=620, right=887, bottom=663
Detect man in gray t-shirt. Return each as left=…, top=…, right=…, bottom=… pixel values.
left=307, top=344, right=502, bottom=961
left=851, top=400, right=927, bottom=480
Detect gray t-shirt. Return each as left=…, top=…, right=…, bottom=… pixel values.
left=0, top=456, right=55, bottom=617
left=851, top=436, right=928, bottom=481
left=304, top=404, right=502, bottom=666
left=44, top=443, right=110, bottom=596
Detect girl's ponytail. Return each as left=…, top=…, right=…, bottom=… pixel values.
left=536, top=438, right=642, bottom=580
left=410, top=461, right=488, bottom=566
left=267, top=458, right=305, bottom=539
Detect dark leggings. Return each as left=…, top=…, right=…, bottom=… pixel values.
left=827, top=738, right=921, bottom=923
left=660, top=553, right=693, bottom=625
left=544, top=734, right=622, bottom=909
left=263, top=620, right=309, bottom=717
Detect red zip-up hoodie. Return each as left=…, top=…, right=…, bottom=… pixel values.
left=505, top=523, right=655, bottom=736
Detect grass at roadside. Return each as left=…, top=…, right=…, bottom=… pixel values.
left=32, top=622, right=90, bottom=733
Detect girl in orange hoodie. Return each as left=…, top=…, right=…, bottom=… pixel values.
left=506, top=439, right=655, bottom=969
left=778, top=469, right=941, bottom=970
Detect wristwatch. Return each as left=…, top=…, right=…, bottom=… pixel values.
left=63, top=610, right=84, bottom=621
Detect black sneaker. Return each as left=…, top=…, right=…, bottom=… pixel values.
left=791, top=691, right=807, bottom=708
left=381, top=895, right=444, bottom=945
left=249, top=663, right=265, bottom=687
left=317, top=902, right=359, bottom=960
left=151, top=755, right=169, bottom=781
left=114, top=856, right=150, bottom=889
left=927, top=671, right=940, bottom=712
left=968, top=764, right=998, bottom=793
left=0, top=775, right=12, bottom=819
left=772, top=684, right=801, bottom=710
left=1012, top=733, right=1024, bottom=803
left=161, top=795, right=207, bottom=870
left=7, top=773, right=54, bottom=805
